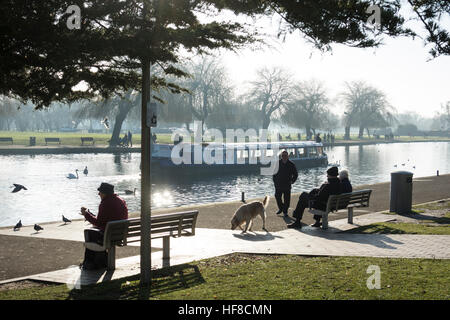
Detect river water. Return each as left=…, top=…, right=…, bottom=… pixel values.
left=0, top=142, right=449, bottom=227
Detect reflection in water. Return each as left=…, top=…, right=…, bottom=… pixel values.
left=0, top=142, right=449, bottom=227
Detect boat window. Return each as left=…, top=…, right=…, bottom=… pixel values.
left=287, top=148, right=296, bottom=158
left=317, top=147, right=323, bottom=155
left=308, top=147, right=318, bottom=157
left=297, top=148, right=307, bottom=158
left=265, top=149, right=274, bottom=157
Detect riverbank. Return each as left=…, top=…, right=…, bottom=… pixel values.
left=0, top=174, right=448, bottom=281
left=0, top=138, right=449, bottom=155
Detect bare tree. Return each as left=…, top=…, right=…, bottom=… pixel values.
left=282, top=79, right=329, bottom=139
left=340, top=81, right=396, bottom=139
left=245, top=67, right=293, bottom=129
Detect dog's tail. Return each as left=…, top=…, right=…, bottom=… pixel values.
left=262, top=195, right=270, bottom=208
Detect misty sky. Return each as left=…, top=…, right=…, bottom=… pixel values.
left=213, top=10, right=450, bottom=118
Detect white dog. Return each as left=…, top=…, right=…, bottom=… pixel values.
left=231, top=196, right=269, bottom=233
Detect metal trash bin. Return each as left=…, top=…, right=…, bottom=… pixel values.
left=390, top=171, right=413, bottom=214
left=29, top=136, right=36, bottom=146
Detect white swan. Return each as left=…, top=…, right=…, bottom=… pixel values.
left=67, top=169, right=79, bottom=179
left=124, top=188, right=137, bottom=195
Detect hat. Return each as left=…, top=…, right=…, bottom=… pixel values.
left=327, top=166, right=339, bottom=177
left=97, top=182, right=114, bottom=195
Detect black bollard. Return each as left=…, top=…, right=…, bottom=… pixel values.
left=241, top=192, right=245, bottom=202
left=437, top=170, right=439, bottom=176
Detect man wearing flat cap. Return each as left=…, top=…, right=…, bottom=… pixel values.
left=80, top=182, right=128, bottom=269
left=287, top=166, right=341, bottom=229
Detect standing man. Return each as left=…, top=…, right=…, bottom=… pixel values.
left=128, top=130, right=133, bottom=147
left=273, top=150, right=298, bottom=217
left=80, top=182, right=128, bottom=270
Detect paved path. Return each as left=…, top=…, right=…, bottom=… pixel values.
left=0, top=174, right=449, bottom=286
left=2, top=211, right=449, bottom=287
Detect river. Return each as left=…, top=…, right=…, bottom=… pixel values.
left=0, top=141, right=449, bottom=227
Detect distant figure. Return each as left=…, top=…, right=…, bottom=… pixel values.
left=128, top=131, right=133, bottom=147
left=273, top=150, right=298, bottom=217
left=14, top=220, right=22, bottom=231
left=83, top=166, right=88, bottom=176
left=152, top=133, right=157, bottom=143
left=11, top=184, right=27, bottom=193
left=101, top=117, right=109, bottom=129
left=297, top=133, right=301, bottom=141
left=288, top=166, right=341, bottom=229
left=315, top=133, right=322, bottom=143
left=331, top=134, right=335, bottom=144
left=121, top=134, right=128, bottom=147
left=80, top=182, right=128, bottom=270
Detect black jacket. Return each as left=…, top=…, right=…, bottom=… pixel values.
left=340, top=178, right=352, bottom=194
left=273, top=159, right=298, bottom=190
left=310, top=177, right=341, bottom=211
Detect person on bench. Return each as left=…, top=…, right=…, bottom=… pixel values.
left=339, top=169, right=352, bottom=193
left=80, top=182, right=128, bottom=270
left=287, top=166, right=341, bottom=229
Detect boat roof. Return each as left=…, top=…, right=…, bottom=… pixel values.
left=156, top=141, right=323, bottom=149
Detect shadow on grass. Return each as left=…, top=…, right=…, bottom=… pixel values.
left=397, top=211, right=450, bottom=225
left=67, top=263, right=205, bottom=300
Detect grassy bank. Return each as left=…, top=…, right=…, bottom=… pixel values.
left=0, top=130, right=449, bottom=147
left=0, top=254, right=449, bottom=300
left=346, top=200, right=450, bottom=235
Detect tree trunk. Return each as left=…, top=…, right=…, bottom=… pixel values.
left=262, top=114, right=271, bottom=130
left=305, top=126, right=312, bottom=140
left=344, top=126, right=351, bottom=140
left=358, top=126, right=364, bottom=138
left=109, top=100, right=134, bottom=147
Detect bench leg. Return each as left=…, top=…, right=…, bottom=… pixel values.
left=107, top=246, right=116, bottom=270
left=162, top=236, right=170, bottom=267
left=322, top=214, right=328, bottom=230
left=348, top=207, right=354, bottom=224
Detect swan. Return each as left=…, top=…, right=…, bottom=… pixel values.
left=124, top=188, right=137, bottom=195
left=67, top=169, right=79, bottom=179
left=83, top=166, right=88, bottom=175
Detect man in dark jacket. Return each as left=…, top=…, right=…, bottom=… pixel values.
left=273, top=150, right=298, bottom=216
left=80, top=182, right=128, bottom=269
left=288, top=166, right=341, bottom=229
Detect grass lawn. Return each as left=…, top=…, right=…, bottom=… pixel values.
left=0, top=254, right=449, bottom=300
left=355, top=201, right=450, bottom=235
left=1, top=131, right=449, bottom=147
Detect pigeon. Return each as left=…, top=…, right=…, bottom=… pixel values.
left=62, top=215, right=71, bottom=224
left=13, top=220, right=22, bottom=231
left=34, top=224, right=43, bottom=232
left=11, top=184, right=27, bottom=193
left=83, top=166, right=88, bottom=176
left=101, top=117, right=110, bottom=129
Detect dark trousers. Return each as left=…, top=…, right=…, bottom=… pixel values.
left=293, top=192, right=321, bottom=222
left=82, top=229, right=106, bottom=269
left=275, top=188, right=291, bottom=214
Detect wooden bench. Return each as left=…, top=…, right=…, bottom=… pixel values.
left=45, top=137, right=61, bottom=145
left=308, top=189, right=372, bottom=229
left=84, top=210, right=199, bottom=270
left=80, top=137, right=95, bottom=145
left=0, top=137, right=13, bottom=144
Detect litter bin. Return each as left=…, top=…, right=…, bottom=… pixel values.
left=390, top=171, right=413, bottom=214
left=29, top=136, right=36, bottom=146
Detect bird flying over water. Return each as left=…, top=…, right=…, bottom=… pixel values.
left=11, top=184, right=27, bottom=193
left=34, top=224, right=43, bottom=232
left=101, top=117, right=110, bottom=129
left=62, top=215, right=71, bottom=224
left=14, top=220, right=22, bottom=231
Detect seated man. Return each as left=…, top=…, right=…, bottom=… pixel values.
left=80, top=182, right=128, bottom=270
left=287, top=166, right=341, bottom=229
